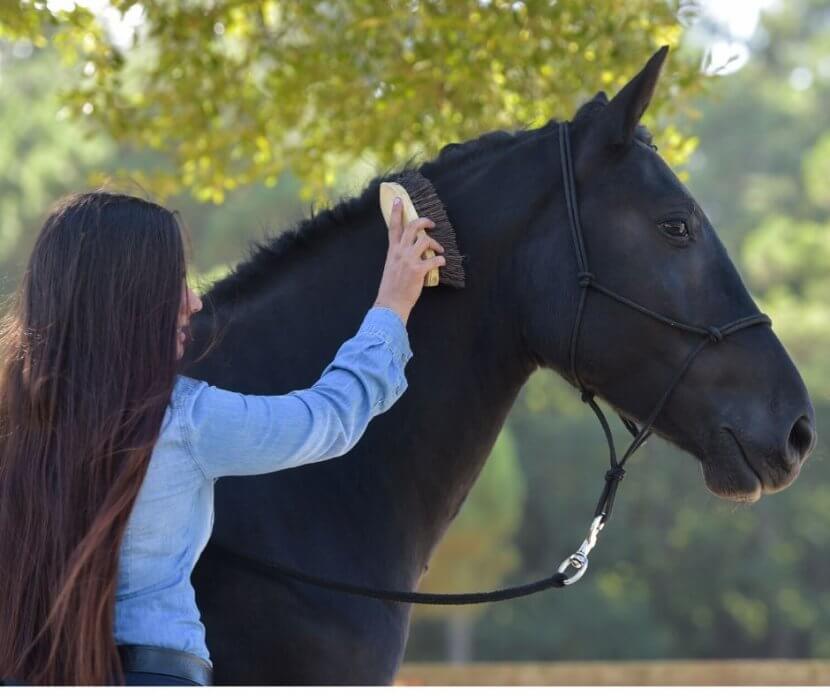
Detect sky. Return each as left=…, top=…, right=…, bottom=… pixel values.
left=701, top=0, right=778, bottom=39
left=694, top=0, right=781, bottom=74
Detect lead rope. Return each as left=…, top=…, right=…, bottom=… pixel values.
left=208, top=122, right=772, bottom=601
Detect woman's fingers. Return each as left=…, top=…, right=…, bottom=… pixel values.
left=400, top=217, right=435, bottom=246
left=412, top=233, right=445, bottom=256
left=388, top=198, right=404, bottom=244
left=419, top=254, right=447, bottom=272
left=375, top=208, right=449, bottom=324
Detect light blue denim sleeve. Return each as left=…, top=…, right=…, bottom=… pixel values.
left=179, top=306, right=412, bottom=479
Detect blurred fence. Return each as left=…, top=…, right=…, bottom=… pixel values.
left=397, top=661, right=830, bottom=686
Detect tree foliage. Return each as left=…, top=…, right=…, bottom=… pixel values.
left=413, top=426, right=525, bottom=621
left=4, top=0, right=703, bottom=202
left=685, top=0, right=830, bottom=400
left=743, top=217, right=830, bottom=400
left=0, top=41, right=111, bottom=276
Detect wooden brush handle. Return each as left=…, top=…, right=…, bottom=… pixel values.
left=379, top=182, right=439, bottom=287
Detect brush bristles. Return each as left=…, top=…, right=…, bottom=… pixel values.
left=391, top=170, right=466, bottom=288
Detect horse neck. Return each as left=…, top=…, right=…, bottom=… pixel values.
left=370, top=261, right=538, bottom=571
left=194, top=129, right=576, bottom=582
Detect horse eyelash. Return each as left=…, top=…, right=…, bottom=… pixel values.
left=655, top=213, right=691, bottom=227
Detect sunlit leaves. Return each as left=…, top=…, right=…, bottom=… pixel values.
left=3, top=1, right=703, bottom=203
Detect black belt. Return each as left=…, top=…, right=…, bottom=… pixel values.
left=118, top=644, right=213, bottom=686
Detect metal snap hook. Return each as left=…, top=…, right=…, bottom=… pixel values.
left=558, top=551, right=589, bottom=585
left=556, top=515, right=605, bottom=586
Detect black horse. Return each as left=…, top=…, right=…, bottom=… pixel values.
left=186, top=49, right=816, bottom=684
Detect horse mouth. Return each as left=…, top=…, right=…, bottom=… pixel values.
left=699, top=427, right=764, bottom=504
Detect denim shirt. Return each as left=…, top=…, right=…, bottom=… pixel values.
left=113, top=306, right=412, bottom=664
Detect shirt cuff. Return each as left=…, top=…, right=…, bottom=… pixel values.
left=359, top=306, right=413, bottom=367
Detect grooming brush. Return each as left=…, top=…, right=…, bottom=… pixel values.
left=379, top=171, right=465, bottom=288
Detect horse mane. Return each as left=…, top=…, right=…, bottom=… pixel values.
left=200, top=99, right=652, bottom=309
left=201, top=127, right=530, bottom=309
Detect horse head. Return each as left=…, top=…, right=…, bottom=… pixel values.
left=506, top=48, right=816, bottom=503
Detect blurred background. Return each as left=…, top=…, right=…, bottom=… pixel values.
left=1, top=0, right=828, bottom=673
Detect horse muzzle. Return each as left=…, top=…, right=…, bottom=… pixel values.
left=702, top=413, right=816, bottom=502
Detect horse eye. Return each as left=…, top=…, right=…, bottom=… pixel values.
left=659, top=220, right=688, bottom=238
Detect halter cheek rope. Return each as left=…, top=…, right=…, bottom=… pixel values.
left=555, top=121, right=771, bottom=584
left=210, top=122, right=772, bottom=602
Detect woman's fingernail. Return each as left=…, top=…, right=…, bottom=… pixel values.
left=393, top=197, right=401, bottom=207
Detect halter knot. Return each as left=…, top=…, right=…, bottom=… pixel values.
left=580, top=389, right=595, bottom=403
left=707, top=326, right=723, bottom=343
left=577, top=272, right=595, bottom=288
left=604, top=466, right=625, bottom=483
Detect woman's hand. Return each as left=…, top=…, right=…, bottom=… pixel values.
left=374, top=196, right=446, bottom=326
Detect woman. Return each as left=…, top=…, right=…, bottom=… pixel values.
left=0, top=190, right=446, bottom=686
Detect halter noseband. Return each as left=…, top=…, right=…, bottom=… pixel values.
left=555, top=121, right=771, bottom=583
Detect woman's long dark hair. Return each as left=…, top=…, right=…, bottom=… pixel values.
left=0, top=191, right=189, bottom=685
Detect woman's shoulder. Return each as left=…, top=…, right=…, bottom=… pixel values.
left=167, top=374, right=247, bottom=437
left=173, top=373, right=205, bottom=396
left=160, top=374, right=206, bottom=433
left=171, top=374, right=239, bottom=412
left=143, top=375, right=214, bottom=484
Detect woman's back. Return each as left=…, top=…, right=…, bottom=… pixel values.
left=114, top=375, right=214, bottom=662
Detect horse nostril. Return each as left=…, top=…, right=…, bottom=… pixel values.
left=788, top=415, right=816, bottom=467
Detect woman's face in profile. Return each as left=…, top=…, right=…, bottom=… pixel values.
left=177, top=280, right=202, bottom=360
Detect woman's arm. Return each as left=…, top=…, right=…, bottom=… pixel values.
left=180, top=196, right=445, bottom=480
left=179, top=305, right=412, bottom=480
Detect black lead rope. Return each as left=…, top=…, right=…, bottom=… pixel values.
left=210, top=122, right=772, bottom=603
left=209, top=543, right=567, bottom=604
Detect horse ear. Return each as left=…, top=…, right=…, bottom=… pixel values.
left=593, top=46, right=669, bottom=147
